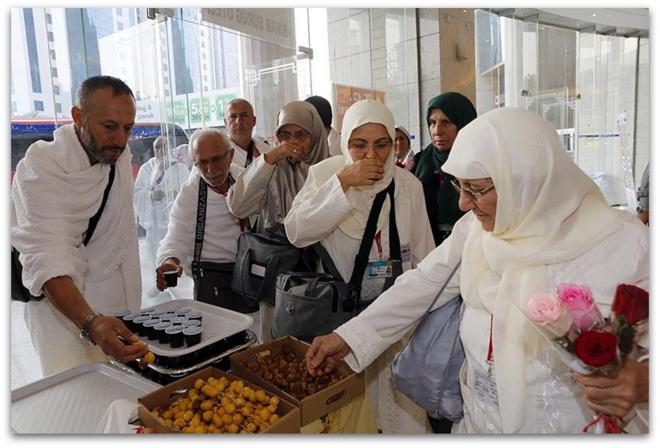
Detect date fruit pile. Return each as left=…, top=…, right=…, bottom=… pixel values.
left=148, top=376, right=282, bottom=434
left=244, top=344, right=343, bottom=400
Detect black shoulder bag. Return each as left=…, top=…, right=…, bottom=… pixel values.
left=191, top=177, right=259, bottom=313
left=11, top=164, right=116, bottom=302
left=271, top=180, right=402, bottom=342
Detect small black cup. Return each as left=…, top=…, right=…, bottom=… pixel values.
left=164, top=270, right=178, bottom=287
left=154, top=321, right=172, bottom=344
left=143, top=319, right=160, bottom=340
left=165, top=325, right=184, bottom=348
left=187, top=310, right=203, bottom=323
left=122, top=313, right=139, bottom=332
left=183, top=326, right=203, bottom=347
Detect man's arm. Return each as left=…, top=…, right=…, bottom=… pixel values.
left=42, top=276, right=148, bottom=362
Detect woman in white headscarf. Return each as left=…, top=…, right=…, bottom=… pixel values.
left=284, top=99, right=435, bottom=433
left=305, top=108, right=649, bottom=433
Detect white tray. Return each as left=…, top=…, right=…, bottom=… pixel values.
left=11, top=363, right=159, bottom=434
left=136, top=299, right=253, bottom=357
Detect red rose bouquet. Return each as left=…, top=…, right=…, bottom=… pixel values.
left=523, top=283, right=649, bottom=433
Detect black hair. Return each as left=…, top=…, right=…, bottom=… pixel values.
left=76, top=75, right=134, bottom=111
left=305, top=95, right=332, bottom=129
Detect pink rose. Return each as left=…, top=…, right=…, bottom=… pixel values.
left=526, top=293, right=573, bottom=337
left=556, top=284, right=602, bottom=331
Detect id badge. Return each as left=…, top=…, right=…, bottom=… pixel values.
left=400, top=244, right=411, bottom=262
left=473, top=368, right=499, bottom=408
left=367, top=260, right=392, bottom=279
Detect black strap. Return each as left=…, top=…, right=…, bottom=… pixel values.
left=83, top=164, right=115, bottom=246
left=245, top=140, right=255, bottom=167
left=192, top=177, right=208, bottom=275
left=192, top=174, right=235, bottom=274
left=348, top=180, right=399, bottom=288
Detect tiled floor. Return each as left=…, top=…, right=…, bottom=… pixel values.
left=10, top=238, right=195, bottom=391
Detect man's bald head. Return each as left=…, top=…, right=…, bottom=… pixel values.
left=189, top=128, right=234, bottom=188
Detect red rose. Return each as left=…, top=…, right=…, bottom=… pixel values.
left=574, top=331, right=617, bottom=367
left=612, top=284, right=649, bottom=325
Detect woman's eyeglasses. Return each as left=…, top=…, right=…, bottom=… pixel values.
left=277, top=130, right=311, bottom=142
left=450, top=178, right=495, bottom=200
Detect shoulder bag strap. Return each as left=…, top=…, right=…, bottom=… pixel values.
left=245, top=140, right=255, bottom=167
left=348, top=180, right=393, bottom=289
left=83, top=164, right=115, bottom=246
left=192, top=178, right=208, bottom=275
left=386, top=182, right=401, bottom=260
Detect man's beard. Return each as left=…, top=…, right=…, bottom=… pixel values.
left=79, top=123, right=125, bottom=165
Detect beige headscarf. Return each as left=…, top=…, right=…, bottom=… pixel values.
left=270, top=101, right=329, bottom=218
left=442, top=108, right=631, bottom=432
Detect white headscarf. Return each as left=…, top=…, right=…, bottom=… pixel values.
left=442, top=108, right=631, bottom=432
left=337, top=100, right=396, bottom=238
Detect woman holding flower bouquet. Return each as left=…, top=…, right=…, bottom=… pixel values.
left=305, top=108, right=649, bottom=433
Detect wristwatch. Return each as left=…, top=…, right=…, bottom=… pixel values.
left=80, top=312, right=103, bottom=346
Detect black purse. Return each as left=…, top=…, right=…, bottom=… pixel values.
left=271, top=180, right=402, bottom=342
left=191, top=178, right=258, bottom=313
left=11, top=164, right=115, bottom=302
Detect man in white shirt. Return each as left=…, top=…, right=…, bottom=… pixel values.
left=11, top=75, right=148, bottom=376
left=224, top=98, right=270, bottom=168
left=305, top=95, right=342, bottom=156
left=155, top=129, right=259, bottom=331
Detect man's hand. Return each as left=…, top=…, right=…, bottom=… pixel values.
left=305, top=332, right=351, bottom=376
left=336, top=159, right=385, bottom=191
left=150, top=189, right=165, bottom=201
left=573, top=358, right=649, bottom=418
left=155, top=258, right=182, bottom=291
left=638, top=208, right=649, bottom=225
left=89, top=316, right=149, bottom=363
left=264, top=141, right=305, bottom=165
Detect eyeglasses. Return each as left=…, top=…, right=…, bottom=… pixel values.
left=348, top=138, right=393, bottom=152
left=277, top=130, right=311, bottom=142
left=450, top=178, right=495, bottom=200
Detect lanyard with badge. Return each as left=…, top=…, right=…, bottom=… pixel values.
left=363, top=181, right=403, bottom=292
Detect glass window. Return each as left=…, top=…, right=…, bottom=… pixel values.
left=23, top=9, right=42, bottom=93
left=53, top=85, right=60, bottom=95
left=46, top=13, right=52, bottom=24
left=47, top=31, right=54, bottom=41
left=55, top=103, right=62, bottom=113
left=34, top=100, right=44, bottom=111
left=51, top=67, right=58, bottom=78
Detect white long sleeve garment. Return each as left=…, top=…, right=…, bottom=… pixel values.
left=335, top=212, right=649, bottom=433
left=156, top=166, right=244, bottom=276
left=284, top=166, right=436, bottom=434
left=226, top=154, right=279, bottom=232
left=11, top=124, right=141, bottom=375
left=229, top=137, right=270, bottom=169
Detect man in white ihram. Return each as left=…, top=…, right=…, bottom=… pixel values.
left=224, top=98, right=270, bottom=168
left=11, top=75, right=148, bottom=376
left=134, top=135, right=189, bottom=296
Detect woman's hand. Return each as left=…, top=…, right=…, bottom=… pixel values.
left=573, top=358, right=649, bottom=418
left=336, top=159, right=385, bottom=191
left=264, top=141, right=305, bottom=165
left=305, top=332, right=352, bottom=376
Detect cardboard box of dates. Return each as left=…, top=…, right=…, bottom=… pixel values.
left=229, top=336, right=364, bottom=426
left=137, top=367, right=300, bottom=433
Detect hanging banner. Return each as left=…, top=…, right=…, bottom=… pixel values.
left=333, top=83, right=386, bottom=133
left=202, top=9, right=295, bottom=48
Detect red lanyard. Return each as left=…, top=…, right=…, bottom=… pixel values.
left=238, top=218, right=246, bottom=233
left=374, top=231, right=383, bottom=259
left=487, top=314, right=494, bottom=367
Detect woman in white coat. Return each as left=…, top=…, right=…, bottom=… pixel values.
left=305, top=108, right=649, bottom=433
left=284, top=99, right=436, bottom=433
